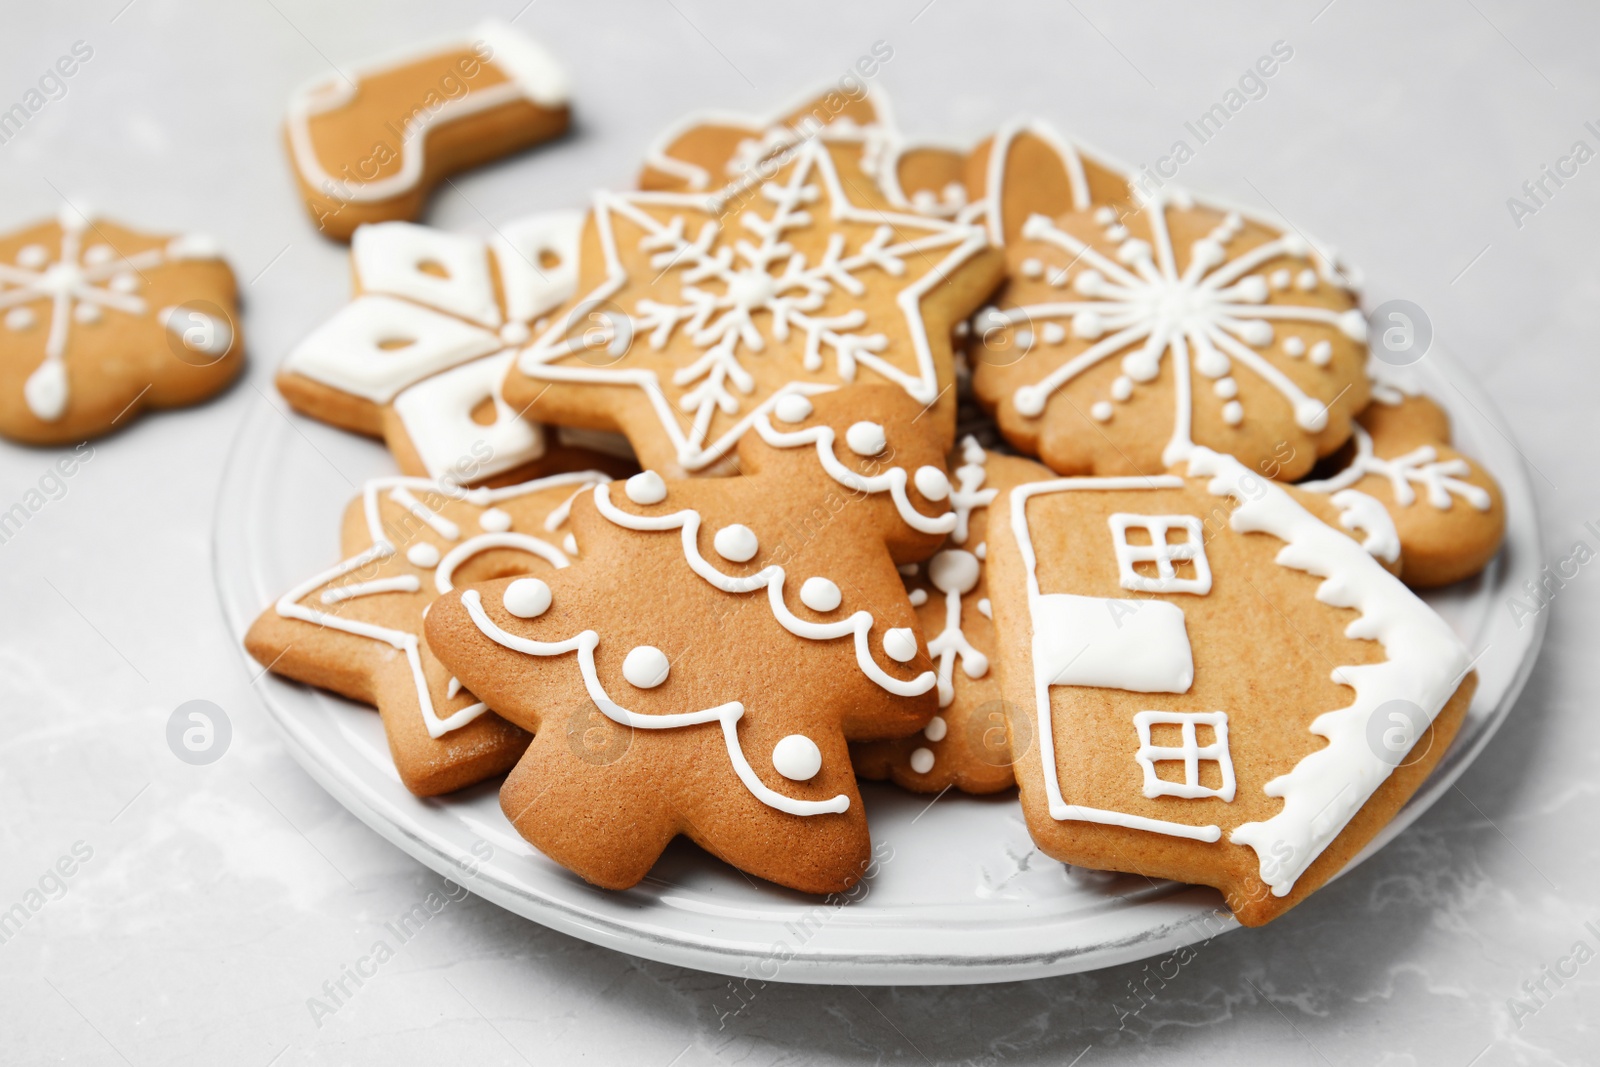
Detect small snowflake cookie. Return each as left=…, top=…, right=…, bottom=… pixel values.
left=984, top=444, right=1476, bottom=926
left=246, top=470, right=609, bottom=795
left=284, top=21, right=569, bottom=240
left=964, top=118, right=1370, bottom=481
left=277, top=211, right=633, bottom=486
left=498, top=94, right=1005, bottom=477
left=1300, top=385, right=1504, bottom=588
left=0, top=206, right=241, bottom=444
left=852, top=438, right=1051, bottom=794
left=423, top=386, right=955, bottom=893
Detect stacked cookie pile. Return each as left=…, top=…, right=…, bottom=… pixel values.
left=241, top=28, right=1503, bottom=926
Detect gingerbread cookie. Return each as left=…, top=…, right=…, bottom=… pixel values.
left=246, top=470, right=608, bottom=795
left=852, top=439, right=1050, bottom=794
left=0, top=206, right=241, bottom=444
left=985, top=445, right=1475, bottom=926
left=965, top=118, right=1369, bottom=481
left=278, top=211, right=631, bottom=485
left=1300, top=389, right=1504, bottom=587
left=501, top=115, right=1005, bottom=477
left=284, top=21, right=569, bottom=240
left=423, top=386, right=953, bottom=892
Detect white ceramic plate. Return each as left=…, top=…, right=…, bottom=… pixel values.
left=216, top=356, right=1545, bottom=985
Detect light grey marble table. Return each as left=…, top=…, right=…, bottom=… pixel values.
left=2, top=2, right=1596, bottom=1063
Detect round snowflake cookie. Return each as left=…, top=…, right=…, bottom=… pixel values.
left=0, top=207, right=241, bottom=444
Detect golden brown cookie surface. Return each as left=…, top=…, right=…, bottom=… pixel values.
left=424, top=387, right=954, bottom=893
left=246, top=470, right=608, bottom=796
left=0, top=209, right=241, bottom=444
left=965, top=119, right=1368, bottom=481
left=985, top=445, right=1474, bottom=926
left=284, top=21, right=569, bottom=240
left=1300, top=390, right=1504, bottom=587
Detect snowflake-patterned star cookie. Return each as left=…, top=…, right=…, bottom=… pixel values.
left=0, top=206, right=241, bottom=443
left=246, top=469, right=608, bottom=795
left=503, top=122, right=1004, bottom=476
left=1301, top=385, right=1504, bottom=587
left=424, top=386, right=955, bottom=892
left=277, top=212, right=634, bottom=485
left=964, top=119, right=1370, bottom=481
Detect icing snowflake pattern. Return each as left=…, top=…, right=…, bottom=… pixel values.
left=1, top=206, right=219, bottom=421
left=1301, top=426, right=1492, bottom=511
left=980, top=191, right=1367, bottom=467
left=519, top=131, right=989, bottom=471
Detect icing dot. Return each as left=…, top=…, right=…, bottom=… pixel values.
left=1107, top=224, right=1130, bottom=241
left=622, top=645, right=670, bottom=688
left=1091, top=401, right=1113, bottom=422
left=1222, top=401, right=1244, bottom=426
left=17, top=244, right=48, bottom=269
left=713, top=523, right=759, bottom=562
left=406, top=543, right=440, bottom=568
left=772, top=734, right=823, bottom=781
left=1337, top=309, right=1368, bottom=340
left=1111, top=375, right=1134, bottom=401
left=975, top=542, right=987, bottom=560
left=977, top=597, right=992, bottom=618
left=1283, top=336, right=1306, bottom=357
left=800, top=577, right=841, bottom=612
left=1296, top=268, right=1318, bottom=291
left=1074, top=270, right=1105, bottom=296
left=1020, top=257, right=1043, bottom=278
left=909, top=747, right=935, bottom=774
left=563, top=533, right=579, bottom=555
left=774, top=393, right=813, bottom=423
left=907, top=588, right=928, bottom=607
left=625, top=470, right=667, bottom=505
left=83, top=244, right=114, bottom=266
left=1048, top=267, right=1070, bottom=287
left=1271, top=268, right=1291, bottom=289
left=1295, top=398, right=1329, bottom=432
left=924, top=716, right=948, bottom=742
left=1041, top=321, right=1066, bottom=344
left=499, top=320, right=530, bottom=345
left=1310, top=340, right=1333, bottom=366
left=928, top=549, right=980, bottom=595
left=914, top=465, right=950, bottom=501
left=479, top=507, right=512, bottom=532
left=898, top=563, right=919, bottom=577
left=845, top=421, right=886, bottom=456
left=1214, top=376, right=1238, bottom=399
left=110, top=273, right=139, bottom=293
left=1015, top=386, right=1046, bottom=417
left=1093, top=206, right=1116, bottom=225
left=5, top=307, right=34, bottom=331
left=1237, top=320, right=1273, bottom=346
left=1015, top=329, right=1034, bottom=351
left=884, top=627, right=918, bottom=663
left=73, top=303, right=102, bottom=324
left=503, top=578, right=551, bottom=618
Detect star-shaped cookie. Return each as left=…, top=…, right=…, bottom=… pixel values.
left=246, top=470, right=608, bottom=795
left=502, top=124, right=1004, bottom=476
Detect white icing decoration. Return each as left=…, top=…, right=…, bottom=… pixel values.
left=283, top=21, right=568, bottom=204
left=845, top=420, right=886, bottom=456
left=947, top=435, right=998, bottom=544
left=914, top=465, right=950, bottom=501
left=1310, top=340, right=1333, bottom=366
left=503, top=577, right=552, bottom=618
left=713, top=523, right=759, bottom=563
left=1091, top=401, right=1113, bottom=422
left=977, top=598, right=991, bottom=618
left=1109, top=514, right=1212, bottom=594
left=772, top=734, right=823, bottom=781
left=393, top=350, right=546, bottom=482
left=1299, top=426, right=1492, bottom=513
left=800, top=576, right=841, bottom=612
left=773, top=393, right=814, bottom=423
left=1133, top=710, right=1236, bottom=801
left=516, top=132, right=989, bottom=472
left=286, top=295, right=502, bottom=403
left=563, top=532, right=578, bottom=555
left=924, top=715, right=948, bottom=742
left=908, top=747, right=935, bottom=774
left=1329, top=489, right=1402, bottom=564
left=908, top=588, right=928, bottom=607
left=272, top=472, right=603, bottom=738
left=320, top=575, right=420, bottom=604
left=0, top=212, right=222, bottom=421
left=435, top=532, right=568, bottom=594
left=479, top=507, right=512, bottom=532
left=353, top=224, right=501, bottom=328
left=625, top=470, right=668, bottom=505
left=884, top=627, right=918, bottom=663
left=622, top=645, right=670, bottom=688
left=406, top=542, right=441, bottom=567
left=462, top=590, right=848, bottom=815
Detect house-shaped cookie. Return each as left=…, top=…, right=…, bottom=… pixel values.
left=985, top=446, right=1476, bottom=925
